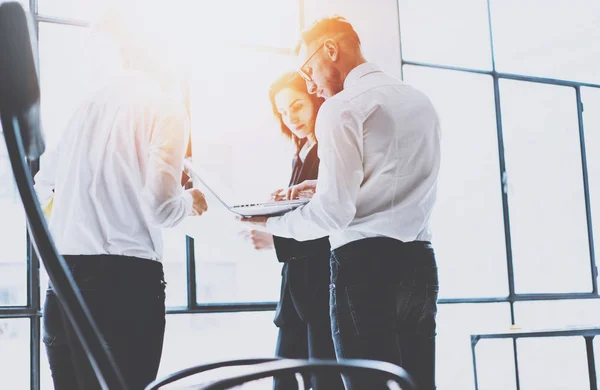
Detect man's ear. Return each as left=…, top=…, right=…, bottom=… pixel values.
left=323, top=39, right=339, bottom=62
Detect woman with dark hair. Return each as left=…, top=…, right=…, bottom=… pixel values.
left=246, top=71, right=343, bottom=390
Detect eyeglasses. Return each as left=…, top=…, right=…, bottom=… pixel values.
left=297, top=35, right=348, bottom=83
left=297, top=42, right=325, bottom=83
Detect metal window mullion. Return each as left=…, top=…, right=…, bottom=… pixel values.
left=28, top=225, right=41, bottom=390
left=575, top=86, right=598, bottom=294
left=486, top=0, right=516, bottom=306
left=35, top=14, right=88, bottom=28
left=509, top=302, right=521, bottom=390
left=29, top=1, right=41, bottom=389
left=183, top=73, right=197, bottom=310
left=186, top=236, right=197, bottom=310
left=485, top=0, right=497, bottom=72
left=490, top=74, right=516, bottom=300
left=31, top=316, right=41, bottom=390
left=487, top=1, right=520, bottom=384
left=401, top=60, right=600, bottom=90
left=166, top=302, right=278, bottom=315
left=0, top=307, right=38, bottom=318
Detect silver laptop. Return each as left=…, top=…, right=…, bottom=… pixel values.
left=183, top=160, right=309, bottom=217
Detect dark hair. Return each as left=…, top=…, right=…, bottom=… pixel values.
left=268, top=71, right=324, bottom=154
left=294, top=15, right=361, bottom=55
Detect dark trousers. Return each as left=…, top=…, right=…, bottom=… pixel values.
left=330, top=238, right=439, bottom=390
left=274, top=261, right=344, bottom=390
left=43, top=255, right=166, bottom=390
left=274, top=317, right=344, bottom=389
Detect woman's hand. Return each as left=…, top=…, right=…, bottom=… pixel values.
left=284, top=179, right=317, bottom=200
left=270, top=180, right=317, bottom=202
left=270, top=188, right=286, bottom=201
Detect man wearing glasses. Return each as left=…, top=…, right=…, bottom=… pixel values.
left=242, top=15, right=441, bottom=390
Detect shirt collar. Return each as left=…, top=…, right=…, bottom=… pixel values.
left=343, top=62, right=381, bottom=89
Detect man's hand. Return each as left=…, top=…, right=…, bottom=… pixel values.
left=242, top=229, right=274, bottom=250
left=188, top=188, right=208, bottom=216
left=285, top=179, right=317, bottom=200
left=237, top=216, right=268, bottom=228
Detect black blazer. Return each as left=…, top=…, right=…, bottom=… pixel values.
left=272, top=144, right=330, bottom=262
left=273, top=144, right=331, bottom=327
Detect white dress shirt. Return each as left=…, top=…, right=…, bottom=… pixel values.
left=34, top=69, right=192, bottom=260
left=266, top=62, right=441, bottom=249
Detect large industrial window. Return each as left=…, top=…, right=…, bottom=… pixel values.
left=1, top=0, right=599, bottom=389
left=399, top=0, right=600, bottom=388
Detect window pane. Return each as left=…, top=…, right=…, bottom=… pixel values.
left=398, top=0, right=492, bottom=70
left=0, top=136, right=27, bottom=306
left=38, top=0, right=101, bottom=21
left=475, top=339, right=517, bottom=390
left=515, top=303, right=597, bottom=390
left=191, top=0, right=300, bottom=49
left=0, top=318, right=30, bottom=390
left=158, top=312, right=277, bottom=387
left=38, top=0, right=299, bottom=49
left=38, top=23, right=90, bottom=148
left=162, top=229, right=187, bottom=308
left=189, top=49, right=296, bottom=303
left=403, top=66, right=508, bottom=298
left=518, top=337, right=589, bottom=390
left=514, top=299, right=600, bottom=329
left=582, top=88, right=600, bottom=280
left=490, top=0, right=600, bottom=84
left=500, top=80, right=591, bottom=293
left=437, top=303, right=512, bottom=390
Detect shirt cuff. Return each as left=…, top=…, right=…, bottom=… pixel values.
left=266, top=216, right=289, bottom=238
left=181, top=190, right=194, bottom=216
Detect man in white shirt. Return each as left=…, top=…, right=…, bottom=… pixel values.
left=243, top=16, right=441, bottom=390
left=34, top=7, right=207, bottom=390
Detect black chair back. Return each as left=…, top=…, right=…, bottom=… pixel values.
left=196, top=359, right=416, bottom=390
left=144, top=358, right=280, bottom=390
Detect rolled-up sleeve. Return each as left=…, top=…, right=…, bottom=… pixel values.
left=266, top=98, right=364, bottom=241
left=141, top=101, right=193, bottom=228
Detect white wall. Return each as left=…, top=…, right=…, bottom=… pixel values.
left=303, top=0, right=403, bottom=79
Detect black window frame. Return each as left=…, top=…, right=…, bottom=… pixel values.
left=1, top=1, right=599, bottom=389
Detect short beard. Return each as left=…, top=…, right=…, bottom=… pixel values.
left=325, top=67, right=344, bottom=98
